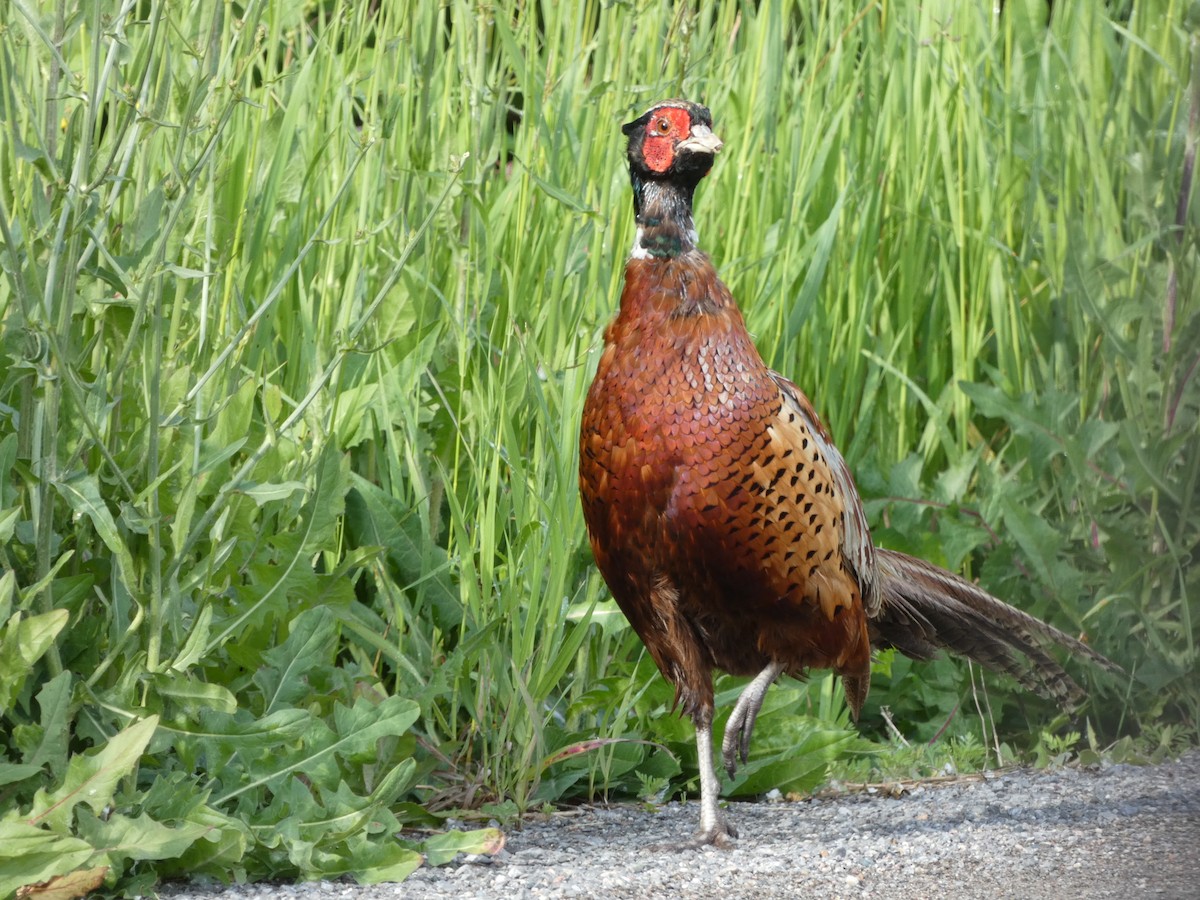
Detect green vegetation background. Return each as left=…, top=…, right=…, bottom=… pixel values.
left=0, top=0, right=1195, bottom=893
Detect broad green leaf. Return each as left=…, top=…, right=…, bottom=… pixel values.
left=74, top=810, right=209, bottom=862
left=167, top=708, right=312, bottom=785
left=346, top=475, right=462, bottom=630
left=198, top=438, right=249, bottom=476
left=0, top=764, right=43, bottom=787
left=0, top=570, right=13, bottom=629
left=353, top=848, right=424, bottom=884
left=169, top=477, right=198, bottom=557
left=168, top=604, right=213, bottom=672
left=999, top=495, right=1063, bottom=588
left=285, top=759, right=416, bottom=845
left=52, top=473, right=138, bottom=597
left=238, top=480, right=307, bottom=505
left=0, top=822, right=93, bottom=898
left=150, top=673, right=238, bottom=716
left=184, top=707, right=313, bottom=746
left=0, top=610, right=69, bottom=714
left=206, top=533, right=336, bottom=652
left=729, top=723, right=856, bottom=796
left=254, top=606, right=338, bottom=714
left=17, top=553, right=75, bottom=613
left=310, top=835, right=423, bottom=883
left=214, top=696, right=419, bottom=804
left=330, top=696, right=421, bottom=761
left=27, top=671, right=72, bottom=773
left=162, top=805, right=250, bottom=876
left=133, top=185, right=165, bottom=252
left=23, top=716, right=158, bottom=832
left=299, top=441, right=349, bottom=555
left=392, top=802, right=444, bottom=828
left=0, top=433, right=16, bottom=496
left=417, top=827, right=506, bottom=866
left=0, top=506, right=18, bottom=544
left=161, top=264, right=210, bottom=279
left=45, top=574, right=93, bottom=613
left=207, top=378, right=256, bottom=453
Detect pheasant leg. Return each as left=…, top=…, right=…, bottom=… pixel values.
left=722, top=662, right=784, bottom=779
left=653, top=714, right=738, bottom=850
left=691, top=716, right=737, bottom=848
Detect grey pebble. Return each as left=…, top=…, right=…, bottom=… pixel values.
left=162, top=751, right=1200, bottom=900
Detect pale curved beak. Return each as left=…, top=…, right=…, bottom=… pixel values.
left=679, top=124, right=723, bottom=155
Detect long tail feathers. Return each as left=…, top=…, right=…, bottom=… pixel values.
left=869, top=549, right=1122, bottom=709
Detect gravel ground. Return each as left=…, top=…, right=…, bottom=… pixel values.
left=164, top=752, right=1200, bottom=900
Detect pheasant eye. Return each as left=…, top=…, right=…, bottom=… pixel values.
left=655, top=117, right=672, bottom=134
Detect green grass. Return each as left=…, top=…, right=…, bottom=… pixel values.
left=0, top=0, right=1196, bottom=892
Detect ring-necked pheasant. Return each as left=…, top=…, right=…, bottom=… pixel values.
left=578, top=99, right=1120, bottom=848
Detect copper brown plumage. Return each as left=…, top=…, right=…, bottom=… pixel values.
left=578, top=99, right=1121, bottom=848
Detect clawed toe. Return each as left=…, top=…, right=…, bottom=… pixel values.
left=721, top=704, right=756, bottom=778
left=723, top=749, right=738, bottom=780
left=691, top=824, right=737, bottom=850
left=721, top=721, right=749, bottom=779
left=652, top=820, right=738, bottom=852
left=721, top=663, right=782, bottom=779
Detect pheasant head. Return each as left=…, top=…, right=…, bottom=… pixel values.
left=622, top=100, right=723, bottom=259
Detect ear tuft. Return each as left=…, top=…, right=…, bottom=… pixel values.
left=622, top=112, right=649, bottom=136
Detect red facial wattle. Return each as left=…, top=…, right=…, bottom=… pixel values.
left=641, top=107, right=693, bottom=173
